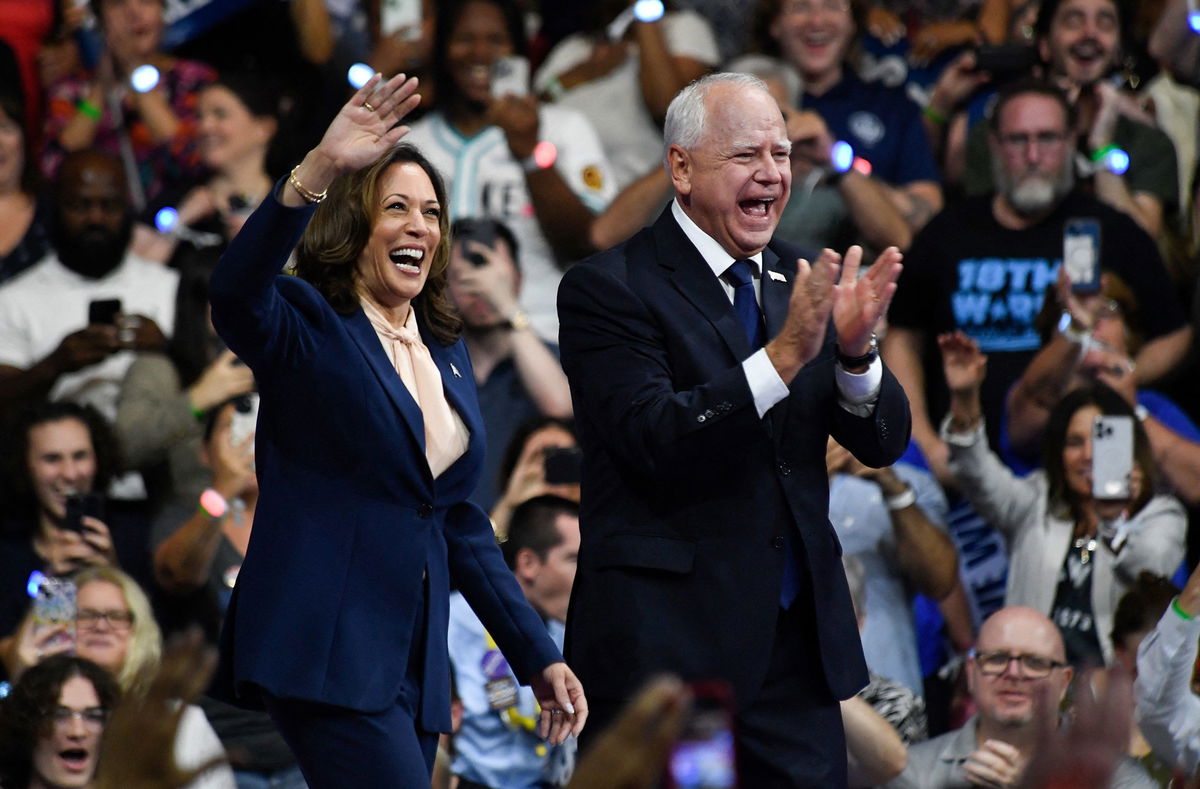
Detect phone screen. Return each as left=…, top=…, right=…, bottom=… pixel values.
left=88, top=299, right=122, bottom=326
left=229, top=392, right=260, bottom=450
left=1063, top=218, right=1102, bottom=294
left=668, top=682, right=738, bottom=789
left=491, top=56, right=530, bottom=99
left=32, top=577, right=77, bottom=653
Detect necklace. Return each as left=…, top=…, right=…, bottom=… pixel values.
left=1073, top=535, right=1098, bottom=565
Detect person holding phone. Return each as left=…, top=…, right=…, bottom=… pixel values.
left=207, top=72, right=585, bottom=787
left=404, top=0, right=617, bottom=340
left=938, top=331, right=1185, bottom=667
left=445, top=218, right=573, bottom=510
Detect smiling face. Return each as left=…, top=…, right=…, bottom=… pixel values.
left=445, top=0, right=514, bottom=107
left=669, top=82, right=792, bottom=259
left=74, top=581, right=132, bottom=675
left=31, top=675, right=105, bottom=788
left=968, top=607, right=1072, bottom=730
left=197, top=85, right=275, bottom=173
left=27, top=418, right=96, bottom=523
left=356, top=162, right=444, bottom=319
left=770, top=0, right=854, bottom=89
left=1061, top=404, right=1100, bottom=500
left=1039, top=0, right=1121, bottom=86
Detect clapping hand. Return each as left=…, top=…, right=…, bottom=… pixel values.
left=938, top=331, right=987, bottom=397
left=832, top=245, right=902, bottom=361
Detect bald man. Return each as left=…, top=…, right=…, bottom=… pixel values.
left=0, top=149, right=177, bottom=419
left=884, top=606, right=1155, bottom=788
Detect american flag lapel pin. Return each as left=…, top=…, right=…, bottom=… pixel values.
left=450, top=362, right=462, bottom=378
left=768, top=270, right=787, bottom=283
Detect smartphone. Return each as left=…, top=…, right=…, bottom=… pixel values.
left=1063, top=218, right=1102, bottom=294
left=668, top=681, right=738, bottom=789
left=491, top=55, right=530, bottom=99
left=972, top=44, right=1037, bottom=77
left=455, top=218, right=499, bottom=267
left=88, top=298, right=122, bottom=326
left=543, top=446, right=583, bottom=485
left=1092, top=414, right=1134, bottom=500
left=63, top=492, right=105, bottom=534
left=381, top=0, right=422, bottom=40
left=229, top=392, right=260, bottom=449
left=31, top=577, right=77, bottom=654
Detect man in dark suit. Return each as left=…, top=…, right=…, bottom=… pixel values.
left=557, top=72, right=910, bottom=787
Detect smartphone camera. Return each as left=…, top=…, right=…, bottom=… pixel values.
left=454, top=218, right=500, bottom=267
left=543, top=446, right=583, bottom=486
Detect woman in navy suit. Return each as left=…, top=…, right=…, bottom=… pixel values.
left=207, top=73, right=587, bottom=787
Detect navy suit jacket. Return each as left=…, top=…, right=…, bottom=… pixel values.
left=557, top=207, right=911, bottom=711
left=208, top=191, right=560, bottom=731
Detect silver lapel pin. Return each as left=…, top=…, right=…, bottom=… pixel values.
left=450, top=362, right=462, bottom=378
left=767, top=270, right=787, bottom=283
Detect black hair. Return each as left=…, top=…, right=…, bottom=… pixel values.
left=502, top=495, right=579, bottom=569
left=987, top=77, right=1077, bottom=134
left=0, top=655, right=120, bottom=788
left=1034, top=0, right=1127, bottom=47
left=496, top=416, right=577, bottom=497
left=432, top=0, right=528, bottom=112
left=1111, top=571, right=1179, bottom=650
left=450, top=217, right=521, bottom=272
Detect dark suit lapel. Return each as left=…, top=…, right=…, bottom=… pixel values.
left=651, top=208, right=753, bottom=362
left=761, top=246, right=791, bottom=342
left=344, top=308, right=428, bottom=456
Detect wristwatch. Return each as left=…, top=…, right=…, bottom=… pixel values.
left=836, top=333, right=878, bottom=368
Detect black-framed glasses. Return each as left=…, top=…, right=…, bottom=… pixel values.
left=50, top=706, right=107, bottom=730
left=76, top=608, right=134, bottom=630
left=969, top=649, right=1068, bottom=678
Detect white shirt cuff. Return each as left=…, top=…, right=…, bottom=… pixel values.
left=836, top=357, right=882, bottom=417
left=743, top=349, right=790, bottom=419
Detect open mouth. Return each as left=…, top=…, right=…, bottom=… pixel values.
left=1069, top=40, right=1105, bottom=65
left=59, top=748, right=91, bottom=772
left=389, top=247, right=425, bottom=274
left=738, top=198, right=776, bottom=218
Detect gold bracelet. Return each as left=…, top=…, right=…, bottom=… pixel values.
left=288, top=164, right=327, bottom=204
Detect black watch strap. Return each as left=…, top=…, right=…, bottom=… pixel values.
left=837, top=334, right=878, bottom=368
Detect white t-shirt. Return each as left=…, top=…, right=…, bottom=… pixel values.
left=176, top=703, right=237, bottom=789
left=534, top=11, right=721, bottom=190
left=0, top=252, right=178, bottom=421
left=407, top=105, right=616, bottom=341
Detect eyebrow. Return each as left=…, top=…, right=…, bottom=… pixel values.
left=380, top=193, right=440, bottom=205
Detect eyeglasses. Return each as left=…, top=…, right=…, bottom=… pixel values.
left=998, top=131, right=1070, bottom=151
left=969, top=649, right=1068, bottom=678
left=76, top=608, right=134, bottom=630
left=50, top=706, right=107, bottom=730
left=781, top=0, right=850, bottom=16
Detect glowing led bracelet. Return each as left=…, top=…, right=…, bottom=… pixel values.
left=348, top=62, right=374, bottom=89
left=199, top=488, right=228, bottom=520
left=130, top=64, right=160, bottom=93
left=634, top=0, right=665, bottom=22
left=26, top=570, right=47, bottom=598
left=831, top=140, right=873, bottom=176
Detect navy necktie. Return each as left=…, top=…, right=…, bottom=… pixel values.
left=725, top=260, right=800, bottom=608
left=725, top=260, right=765, bottom=350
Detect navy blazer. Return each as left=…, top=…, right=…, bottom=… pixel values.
left=558, top=207, right=911, bottom=710
left=208, top=191, right=561, bottom=731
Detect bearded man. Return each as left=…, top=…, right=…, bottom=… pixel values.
left=0, top=149, right=178, bottom=420
left=881, top=79, right=1189, bottom=482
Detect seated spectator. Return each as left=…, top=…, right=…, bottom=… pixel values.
left=490, top=417, right=580, bottom=539
left=939, top=331, right=1186, bottom=667
left=883, top=80, right=1190, bottom=486
left=6, top=567, right=235, bottom=788
left=114, top=264, right=254, bottom=509
left=962, top=0, right=1179, bottom=238
left=0, top=401, right=146, bottom=668
left=1006, top=272, right=1200, bottom=505
left=449, top=495, right=580, bottom=788
left=405, top=0, right=616, bottom=340
left=1106, top=572, right=1180, bottom=785
left=40, top=0, right=217, bottom=209
left=0, top=91, right=52, bottom=285
left=0, top=654, right=119, bottom=789
left=132, top=73, right=280, bottom=265
left=1135, top=560, right=1200, bottom=778
left=751, top=0, right=944, bottom=252
left=533, top=0, right=719, bottom=191
left=883, top=605, right=1156, bottom=787
left=0, top=149, right=179, bottom=423
left=445, top=219, right=571, bottom=510
left=828, top=436, right=957, bottom=696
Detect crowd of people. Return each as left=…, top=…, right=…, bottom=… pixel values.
left=1, top=0, right=1199, bottom=787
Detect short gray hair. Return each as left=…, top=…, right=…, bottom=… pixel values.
left=663, top=72, right=772, bottom=154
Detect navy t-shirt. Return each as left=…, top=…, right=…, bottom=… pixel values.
left=888, top=191, right=1186, bottom=451
left=801, top=72, right=940, bottom=186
